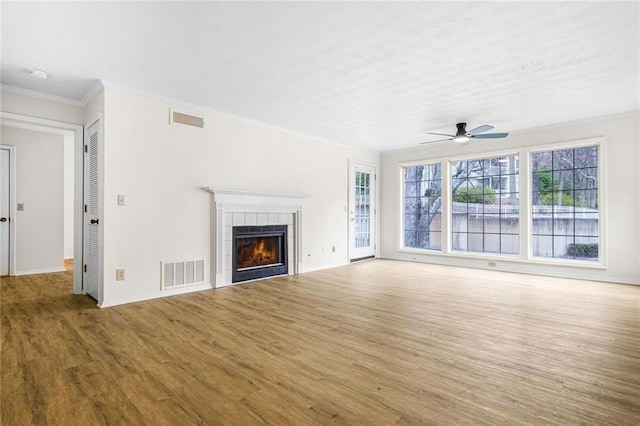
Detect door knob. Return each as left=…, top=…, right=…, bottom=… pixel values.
left=90, top=218, right=99, bottom=225
left=0, top=217, right=6, bottom=222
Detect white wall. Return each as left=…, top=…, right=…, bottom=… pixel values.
left=1, top=126, right=65, bottom=274
left=380, top=114, right=640, bottom=285
left=100, top=88, right=379, bottom=306
left=63, top=132, right=74, bottom=258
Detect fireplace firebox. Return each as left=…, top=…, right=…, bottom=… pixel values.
left=232, top=225, right=288, bottom=283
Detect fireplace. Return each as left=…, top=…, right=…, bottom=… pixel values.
left=232, top=225, right=288, bottom=283
left=203, top=187, right=304, bottom=287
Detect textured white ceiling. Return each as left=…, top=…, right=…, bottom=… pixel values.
left=1, top=2, right=638, bottom=151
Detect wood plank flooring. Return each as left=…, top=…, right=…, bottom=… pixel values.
left=1, top=259, right=639, bottom=425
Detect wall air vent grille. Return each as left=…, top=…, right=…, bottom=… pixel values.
left=161, top=259, right=205, bottom=290
left=171, top=110, right=205, bottom=128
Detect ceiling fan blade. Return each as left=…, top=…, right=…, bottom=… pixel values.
left=421, top=138, right=452, bottom=145
left=427, top=133, right=455, bottom=139
left=426, top=132, right=455, bottom=137
left=472, top=132, right=509, bottom=139
left=467, top=124, right=494, bottom=135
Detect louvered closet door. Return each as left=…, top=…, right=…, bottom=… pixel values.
left=83, top=120, right=101, bottom=301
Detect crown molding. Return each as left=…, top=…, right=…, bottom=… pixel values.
left=81, top=80, right=105, bottom=105
left=0, top=84, right=85, bottom=107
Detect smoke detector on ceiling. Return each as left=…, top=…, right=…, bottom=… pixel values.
left=28, top=68, right=48, bottom=79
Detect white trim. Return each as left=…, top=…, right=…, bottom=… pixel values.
left=0, top=145, right=17, bottom=275
left=14, top=267, right=67, bottom=276
left=99, top=283, right=212, bottom=308
left=0, top=84, right=85, bottom=107
left=526, top=137, right=605, bottom=268
left=0, top=112, right=84, bottom=293
left=81, top=81, right=105, bottom=106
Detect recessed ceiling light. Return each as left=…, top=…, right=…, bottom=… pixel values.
left=28, top=68, right=48, bottom=79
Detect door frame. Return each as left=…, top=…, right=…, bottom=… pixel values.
left=348, top=159, right=378, bottom=262
left=0, top=145, right=16, bottom=275
left=0, top=112, right=84, bottom=294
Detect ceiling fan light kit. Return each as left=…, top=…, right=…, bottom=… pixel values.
left=422, top=122, right=509, bottom=146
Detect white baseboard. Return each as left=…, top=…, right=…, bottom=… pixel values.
left=14, top=267, right=67, bottom=276
left=99, top=282, right=213, bottom=308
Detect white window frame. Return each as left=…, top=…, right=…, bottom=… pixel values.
left=397, top=137, right=606, bottom=270
left=399, top=160, right=445, bottom=252
left=526, top=137, right=606, bottom=269
left=448, top=151, right=522, bottom=257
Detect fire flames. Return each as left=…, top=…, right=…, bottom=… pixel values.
left=237, top=238, right=278, bottom=269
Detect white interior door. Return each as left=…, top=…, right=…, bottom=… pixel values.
left=348, top=161, right=376, bottom=261
left=83, top=120, right=101, bottom=300
left=0, top=148, right=10, bottom=275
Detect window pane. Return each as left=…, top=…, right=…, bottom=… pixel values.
left=552, top=235, right=573, bottom=257
left=532, top=216, right=553, bottom=235
left=553, top=149, right=574, bottom=170
left=467, top=233, right=484, bottom=252
left=575, top=146, right=598, bottom=168
left=574, top=167, right=598, bottom=190
left=532, top=152, right=552, bottom=171
left=501, top=235, right=519, bottom=255
left=483, top=215, right=500, bottom=233
left=429, top=232, right=442, bottom=250
left=484, top=234, right=500, bottom=254
left=452, top=232, right=467, bottom=251
left=501, top=216, right=518, bottom=233
left=532, top=235, right=553, bottom=257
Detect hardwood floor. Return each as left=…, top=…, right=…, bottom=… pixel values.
left=1, top=260, right=639, bottom=425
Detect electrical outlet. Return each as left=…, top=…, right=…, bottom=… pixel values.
left=116, top=268, right=125, bottom=281
left=17, top=203, right=24, bottom=211
left=117, top=195, right=125, bottom=206
left=488, top=261, right=497, bottom=267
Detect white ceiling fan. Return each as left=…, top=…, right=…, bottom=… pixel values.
left=422, top=122, right=509, bottom=145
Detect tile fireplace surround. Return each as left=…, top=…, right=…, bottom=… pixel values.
left=202, top=187, right=305, bottom=287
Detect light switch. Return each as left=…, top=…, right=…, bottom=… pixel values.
left=117, top=195, right=125, bottom=206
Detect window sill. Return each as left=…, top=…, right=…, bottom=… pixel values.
left=398, top=247, right=606, bottom=269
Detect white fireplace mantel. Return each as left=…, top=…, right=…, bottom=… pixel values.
left=202, top=187, right=306, bottom=287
